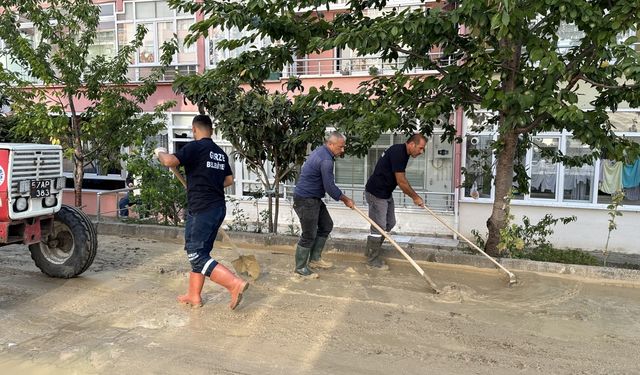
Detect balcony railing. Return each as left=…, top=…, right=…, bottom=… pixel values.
left=283, top=53, right=458, bottom=78
left=126, top=64, right=198, bottom=82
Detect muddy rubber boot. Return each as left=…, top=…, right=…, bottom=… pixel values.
left=366, top=235, right=389, bottom=271
left=177, top=272, right=205, bottom=307
left=294, top=245, right=317, bottom=278
left=210, top=264, right=249, bottom=310
left=308, top=236, right=333, bottom=269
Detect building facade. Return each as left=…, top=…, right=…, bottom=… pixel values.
left=5, top=0, right=640, bottom=255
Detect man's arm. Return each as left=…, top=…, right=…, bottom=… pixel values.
left=395, top=172, right=424, bottom=207
left=320, top=159, right=354, bottom=208
left=154, top=147, right=180, bottom=168
left=339, top=194, right=355, bottom=208
left=224, top=174, right=234, bottom=188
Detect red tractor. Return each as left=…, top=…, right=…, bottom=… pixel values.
left=0, top=144, right=97, bottom=277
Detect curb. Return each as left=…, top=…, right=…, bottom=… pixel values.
left=95, top=221, right=640, bottom=284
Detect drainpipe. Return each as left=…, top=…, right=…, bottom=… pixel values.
left=453, top=108, right=464, bottom=240
left=452, top=20, right=467, bottom=241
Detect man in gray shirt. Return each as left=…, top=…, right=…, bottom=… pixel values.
left=293, top=132, right=354, bottom=278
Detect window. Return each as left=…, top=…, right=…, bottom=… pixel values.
left=88, top=3, right=116, bottom=59
left=207, top=27, right=272, bottom=68
left=463, top=134, right=493, bottom=199
left=563, top=138, right=594, bottom=202
left=334, top=132, right=453, bottom=209
left=168, top=114, right=236, bottom=194
left=336, top=155, right=365, bottom=185
left=116, top=1, right=197, bottom=80
left=530, top=137, right=559, bottom=199
left=462, top=110, right=640, bottom=208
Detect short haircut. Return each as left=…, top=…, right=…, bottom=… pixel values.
left=407, top=133, right=427, bottom=145
left=325, top=131, right=345, bottom=143
left=192, top=114, right=213, bottom=131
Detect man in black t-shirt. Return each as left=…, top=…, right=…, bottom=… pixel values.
left=155, top=115, right=248, bottom=310
left=364, top=134, right=427, bottom=269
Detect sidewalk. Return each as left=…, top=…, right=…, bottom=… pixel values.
left=95, top=221, right=640, bottom=284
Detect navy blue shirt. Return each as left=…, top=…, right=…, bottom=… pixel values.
left=365, top=143, right=410, bottom=199
left=175, top=138, right=232, bottom=213
left=294, top=145, right=343, bottom=200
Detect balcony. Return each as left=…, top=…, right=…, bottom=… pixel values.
left=283, top=52, right=458, bottom=78
left=126, top=64, right=198, bottom=82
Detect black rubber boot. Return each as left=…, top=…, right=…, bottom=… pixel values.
left=366, top=235, right=388, bottom=270
left=294, top=245, right=316, bottom=277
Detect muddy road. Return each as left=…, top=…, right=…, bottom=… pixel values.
left=0, top=235, right=639, bottom=374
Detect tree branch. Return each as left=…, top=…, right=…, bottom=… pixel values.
left=578, top=74, right=640, bottom=90
left=515, top=113, right=551, bottom=134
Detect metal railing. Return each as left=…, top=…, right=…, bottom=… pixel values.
left=283, top=53, right=458, bottom=78
left=96, top=187, right=132, bottom=223
left=281, top=184, right=455, bottom=214
left=126, top=64, right=198, bottom=82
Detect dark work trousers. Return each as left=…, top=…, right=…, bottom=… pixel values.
left=184, top=204, right=226, bottom=277
left=293, top=196, right=333, bottom=248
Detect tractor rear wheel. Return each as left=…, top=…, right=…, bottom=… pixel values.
left=29, top=205, right=97, bottom=278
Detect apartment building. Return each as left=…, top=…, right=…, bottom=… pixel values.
left=6, top=0, right=640, bottom=254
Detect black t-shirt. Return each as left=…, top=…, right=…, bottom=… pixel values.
left=365, top=143, right=410, bottom=199
left=175, top=138, right=232, bottom=213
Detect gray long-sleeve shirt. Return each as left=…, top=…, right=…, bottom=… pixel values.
left=294, top=145, right=343, bottom=201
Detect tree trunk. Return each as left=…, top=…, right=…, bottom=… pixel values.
left=68, top=98, right=83, bottom=208
left=73, top=134, right=84, bottom=208
left=267, top=194, right=273, bottom=232
left=484, top=130, right=518, bottom=256
left=273, top=178, right=280, bottom=234
left=485, top=38, right=522, bottom=256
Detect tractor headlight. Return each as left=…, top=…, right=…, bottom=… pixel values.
left=43, top=195, right=57, bottom=208
left=55, top=177, right=66, bottom=190
left=14, top=197, right=28, bottom=212
left=19, top=180, right=30, bottom=194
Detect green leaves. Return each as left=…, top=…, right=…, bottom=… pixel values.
left=0, top=0, right=175, bottom=205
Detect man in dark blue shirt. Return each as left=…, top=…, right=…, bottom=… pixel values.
left=364, top=134, right=427, bottom=269
left=155, top=115, right=248, bottom=310
left=293, top=131, right=354, bottom=278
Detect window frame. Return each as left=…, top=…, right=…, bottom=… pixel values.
left=460, top=109, right=640, bottom=211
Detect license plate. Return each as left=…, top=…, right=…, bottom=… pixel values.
left=30, top=179, right=52, bottom=198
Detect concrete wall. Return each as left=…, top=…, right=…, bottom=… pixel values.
left=459, top=201, right=640, bottom=255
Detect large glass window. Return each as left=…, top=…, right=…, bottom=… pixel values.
left=334, top=132, right=452, bottom=209
left=463, top=110, right=640, bottom=207
left=207, top=27, right=272, bottom=68
left=335, top=155, right=365, bottom=186
left=88, top=4, right=116, bottom=59
left=117, top=0, right=197, bottom=80
left=168, top=114, right=236, bottom=195
left=530, top=137, right=559, bottom=199
left=563, top=138, right=594, bottom=202
left=464, top=134, right=493, bottom=199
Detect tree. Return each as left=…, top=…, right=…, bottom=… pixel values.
left=171, top=0, right=640, bottom=255
left=173, top=74, right=327, bottom=233
left=125, top=148, right=188, bottom=226
left=0, top=0, right=176, bottom=207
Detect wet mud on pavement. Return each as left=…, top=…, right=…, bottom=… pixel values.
left=0, top=235, right=639, bottom=374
